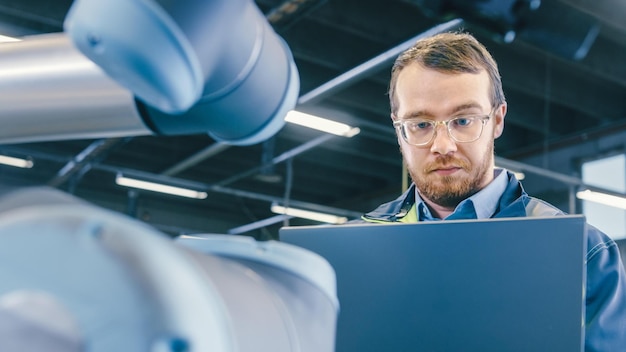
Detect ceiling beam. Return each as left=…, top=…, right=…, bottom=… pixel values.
left=491, top=44, right=624, bottom=121
left=558, top=0, right=626, bottom=32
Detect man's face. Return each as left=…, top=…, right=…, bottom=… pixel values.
left=393, top=63, right=506, bottom=207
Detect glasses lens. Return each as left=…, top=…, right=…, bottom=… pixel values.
left=403, top=120, right=434, bottom=145
left=448, top=117, right=484, bottom=142
left=397, top=115, right=488, bottom=146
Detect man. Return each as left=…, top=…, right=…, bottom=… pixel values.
left=359, top=32, right=626, bottom=351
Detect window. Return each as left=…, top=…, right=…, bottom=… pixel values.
left=581, top=154, right=626, bottom=240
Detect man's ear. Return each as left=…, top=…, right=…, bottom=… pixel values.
left=493, top=103, right=507, bottom=139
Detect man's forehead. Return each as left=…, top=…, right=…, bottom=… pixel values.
left=395, top=66, right=491, bottom=114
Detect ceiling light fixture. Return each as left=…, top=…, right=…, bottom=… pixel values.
left=116, top=174, right=208, bottom=199
left=0, top=155, right=34, bottom=169
left=0, top=35, right=20, bottom=43
left=285, top=110, right=360, bottom=137
left=576, top=189, right=626, bottom=210
left=271, top=203, right=348, bottom=224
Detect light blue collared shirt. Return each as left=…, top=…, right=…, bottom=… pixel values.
left=415, top=168, right=508, bottom=221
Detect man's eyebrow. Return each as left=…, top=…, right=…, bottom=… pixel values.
left=450, top=103, right=484, bottom=114
left=399, top=102, right=484, bottom=120
left=399, top=110, right=431, bottom=120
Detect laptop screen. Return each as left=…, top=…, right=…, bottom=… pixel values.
left=280, top=216, right=586, bottom=352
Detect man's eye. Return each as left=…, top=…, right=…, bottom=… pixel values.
left=410, top=121, right=432, bottom=130
left=453, top=118, right=472, bottom=127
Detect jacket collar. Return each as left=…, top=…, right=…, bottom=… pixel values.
left=361, top=183, right=416, bottom=222
left=362, top=170, right=530, bottom=222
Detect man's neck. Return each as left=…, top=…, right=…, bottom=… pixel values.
left=417, top=168, right=506, bottom=220
left=421, top=196, right=456, bottom=219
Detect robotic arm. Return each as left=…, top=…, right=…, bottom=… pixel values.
left=0, top=2, right=339, bottom=352
left=0, top=0, right=299, bottom=146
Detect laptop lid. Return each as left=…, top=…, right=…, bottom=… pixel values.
left=279, top=215, right=586, bottom=352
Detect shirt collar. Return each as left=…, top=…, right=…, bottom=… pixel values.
left=415, top=168, right=508, bottom=221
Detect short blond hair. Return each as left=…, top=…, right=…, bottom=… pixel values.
left=389, top=32, right=505, bottom=115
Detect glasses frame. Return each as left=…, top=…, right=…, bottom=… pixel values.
left=392, top=108, right=495, bottom=147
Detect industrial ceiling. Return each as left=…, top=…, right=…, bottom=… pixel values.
left=0, top=0, right=624, bottom=239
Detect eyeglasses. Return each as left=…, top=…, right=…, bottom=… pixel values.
left=392, top=110, right=493, bottom=146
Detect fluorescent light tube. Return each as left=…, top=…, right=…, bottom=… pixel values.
left=0, top=35, right=20, bottom=43
left=116, top=174, right=208, bottom=199
left=285, top=110, right=360, bottom=137
left=271, top=203, right=348, bottom=224
left=0, top=155, right=33, bottom=168
left=576, top=189, right=626, bottom=210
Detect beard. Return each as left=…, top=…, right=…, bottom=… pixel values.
left=405, top=142, right=494, bottom=208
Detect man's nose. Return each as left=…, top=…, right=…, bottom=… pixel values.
left=430, top=124, right=457, bottom=155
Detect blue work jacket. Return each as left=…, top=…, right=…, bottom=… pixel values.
left=358, top=172, right=626, bottom=352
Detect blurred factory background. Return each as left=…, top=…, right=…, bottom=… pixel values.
left=0, top=0, right=624, bottom=242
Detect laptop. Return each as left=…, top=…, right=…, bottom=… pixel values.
left=279, top=216, right=587, bottom=352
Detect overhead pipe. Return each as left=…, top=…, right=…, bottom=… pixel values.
left=495, top=156, right=626, bottom=199
left=297, top=18, right=463, bottom=105
left=48, top=138, right=129, bottom=188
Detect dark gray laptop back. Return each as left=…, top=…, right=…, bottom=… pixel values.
left=279, top=216, right=586, bottom=352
